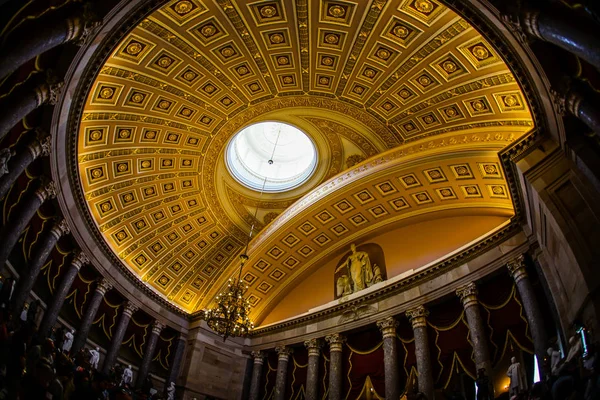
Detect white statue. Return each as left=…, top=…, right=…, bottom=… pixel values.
left=20, top=304, right=28, bottom=322
left=167, top=381, right=176, bottom=400
left=335, top=244, right=383, bottom=296
left=121, top=365, right=133, bottom=386
left=62, top=329, right=75, bottom=353
left=506, top=356, right=527, bottom=396
left=89, top=347, right=100, bottom=369
left=547, top=347, right=562, bottom=375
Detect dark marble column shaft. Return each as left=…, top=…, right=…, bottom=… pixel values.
left=165, top=335, right=186, bottom=386
left=11, top=218, right=69, bottom=314
left=135, top=320, right=165, bottom=388
left=0, top=133, right=50, bottom=201
left=456, top=283, right=494, bottom=393
left=0, top=5, right=99, bottom=80
left=38, top=251, right=88, bottom=338
left=565, top=84, right=600, bottom=136
left=377, top=317, right=400, bottom=400
left=0, top=180, right=55, bottom=269
left=325, top=333, right=345, bottom=400
left=407, top=306, right=434, bottom=400
left=304, top=338, right=322, bottom=400
left=521, top=5, right=600, bottom=70
left=0, top=76, right=62, bottom=142
left=101, top=301, right=138, bottom=374
left=274, top=346, right=293, bottom=400
left=508, top=255, right=548, bottom=373
left=248, top=351, right=265, bottom=400
left=71, top=278, right=112, bottom=354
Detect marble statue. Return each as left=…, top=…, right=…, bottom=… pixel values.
left=20, top=303, right=28, bottom=322
left=506, top=356, right=527, bottom=396
left=121, top=365, right=133, bottom=386
left=335, top=244, right=383, bottom=296
left=167, top=381, right=176, bottom=400
left=89, top=347, right=100, bottom=369
left=547, top=347, right=562, bottom=375
left=0, top=148, right=11, bottom=177
left=62, top=329, right=74, bottom=353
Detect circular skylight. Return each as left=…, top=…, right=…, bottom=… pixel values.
left=226, top=122, right=317, bottom=192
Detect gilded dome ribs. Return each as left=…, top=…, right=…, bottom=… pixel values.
left=296, top=0, right=309, bottom=93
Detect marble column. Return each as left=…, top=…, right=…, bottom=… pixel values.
left=564, top=84, right=600, bottom=136
left=163, top=334, right=186, bottom=398
left=136, top=320, right=165, bottom=389
left=0, top=132, right=51, bottom=201
left=377, top=317, right=400, bottom=400
left=0, top=180, right=55, bottom=269
left=11, top=218, right=70, bottom=314
left=304, top=338, right=322, bottom=400
left=274, top=346, right=293, bottom=400
left=38, top=251, right=88, bottom=338
left=0, top=5, right=100, bottom=80
left=325, top=333, right=345, bottom=400
left=248, top=351, right=265, bottom=400
left=507, top=255, right=548, bottom=373
left=406, top=305, right=434, bottom=400
left=0, top=75, right=63, bottom=141
left=520, top=5, right=600, bottom=70
left=101, top=301, right=138, bottom=374
left=456, top=283, right=494, bottom=387
left=71, top=278, right=112, bottom=354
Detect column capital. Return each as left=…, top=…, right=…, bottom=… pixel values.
left=406, top=305, right=429, bottom=329
left=304, top=338, right=323, bottom=357
left=275, top=346, right=293, bottom=361
left=521, top=8, right=542, bottom=39
left=122, top=301, right=138, bottom=317
left=0, top=148, right=11, bottom=177
left=325, top=333, right=346, bottom=352
left=507, top=254, right=528, bottom=283
left=251, top=350, right=266, bottom=364
left=95, top=278, right=113, bottom=296
left=35, top=180, right=57, bottom=202
left=71, top=250, right=89, bottom=270
left=29, top=130, right=51, bottom=158
left=50, top=218, right=70, bottom=239
left=66, top=3, right=102, bottom=46
left=152, top=320, right=166, bottom=335
left=456, top=282, right=479, bottom=309
left=376, top=317, right=398, bottom=339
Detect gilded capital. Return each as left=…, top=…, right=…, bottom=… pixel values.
left=71, top=250, right=89, bottom=270
left=95, top=278, right=113, bottom=296
left=376, top=317, right=398, bottom=339
left=406, top=305, right=429, bottom=329
left=251, top=350, right=265, bottom=364
left=123, top=301, right=138, bottom=317
left=507, top=254, right=528, bottom=283
left=152, top=320, right=166, bottom=335
left=325, top=333, right=346, bottom=352
left=275, top=346, right=293, bottom=361
left=456, top=282, right=479, bottom=309
left=35, top=180, right=57, bottom=202
left=304, top=338, right=323, bottom=357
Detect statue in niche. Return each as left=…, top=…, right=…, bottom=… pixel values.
left=334, top=243, right=385, bottom=298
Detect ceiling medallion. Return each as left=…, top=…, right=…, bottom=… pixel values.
left=174, top=0, right=193, bottom=15
left=260, top=5, right=277, bottom=18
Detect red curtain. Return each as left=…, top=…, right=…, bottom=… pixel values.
left=342, top=328, right=386, bottom=399
left=285, top=346, right=308, bottom=399
left=259, top=351, right=278, bottom=399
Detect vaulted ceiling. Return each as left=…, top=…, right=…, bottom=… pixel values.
left=75, top=0, right=533, bottom=319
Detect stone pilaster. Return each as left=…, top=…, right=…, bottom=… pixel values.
left=406, top=305, right=434, bottom=400
left=71, top=278, right=112, bottom=354
left=0, top=180, right=55, bottom=270
left=136, top=320, right=166, bottom=388
left=325, top=333, right=345, bottom=400
left=39, top=250, right=88, bottom=338
left=274, top=346, right=293, bottom=400
left=102, top=301, right=138, bottom=373
left=304, top=338, right=322, bottom=400
left=456, top=282, right=494, bottom=393
left=507, top=255, right=548, bottom=373
left=11, top=218, right=70, bottom=314
left=377, top=317, right=400, bottom=400
left=248, top=351, right=265, bottom=400
left=164, top=334, right=186, bottom=398
left=0, top=132, right=50, bottom=201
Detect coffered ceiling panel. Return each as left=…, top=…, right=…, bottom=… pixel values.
left=76, top=0, right=533, bottom=315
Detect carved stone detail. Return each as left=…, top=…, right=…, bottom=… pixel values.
left=51, top=218, right=71, bottom=238
left=304, top=338, right=323, bottom=357
left=152, top=319, right=166, bottom=335
left=456, top=282, right=479, bottom=309
left=550, top=89, right=566, bottom=116
left=325, top=333, right=346, bottom=352
left=251, top=350, right=265, bottom=364
left=71, top=250, right=90, bottom=270
left=406, top=305, right=429, bottom=328
left=96, top=278, right=113, bottom=296
left=123, top=301, right=139, bottom=317
left=275, top=345, right=293, bottom=361
left=35, top=180, right=57, bottom=202
left=338, top=303, right=378, bottom=324
left=376, top=317, right=398, bottom=339
left=507, top=254, right=528, bottom=283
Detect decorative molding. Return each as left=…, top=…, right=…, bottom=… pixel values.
left=456, top=282, right=478, bottom=309
left=152, top=320, right=166, bottom=335
left=376, top=316, right=398, bottom=339
left=96, top=278, right=113, bottom=296
left=506, top=254, right=528, bottom=283
left=51, top=218, right=71, bottom=238
left=304, top=338, right=323, bottom=357
left=406, top=305, right=429, bottom=329
left=123, top=301, right=139, bottom=317
left=325, top=333, right=346, bottom=352
left=251, top=350, right=266, bottom=364
left=338, top=303, right=378, bottom=324
left=35, top=180, right=57, bottom=202
left=275, top=345, right=293, bottom=361
left=71, top=250, right=90, bottom=270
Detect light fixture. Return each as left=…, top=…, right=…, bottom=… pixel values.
left=205, top=126, right=283, bottom=341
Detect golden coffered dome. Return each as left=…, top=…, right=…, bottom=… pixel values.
left=75, top=0, right=533, bottom=319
